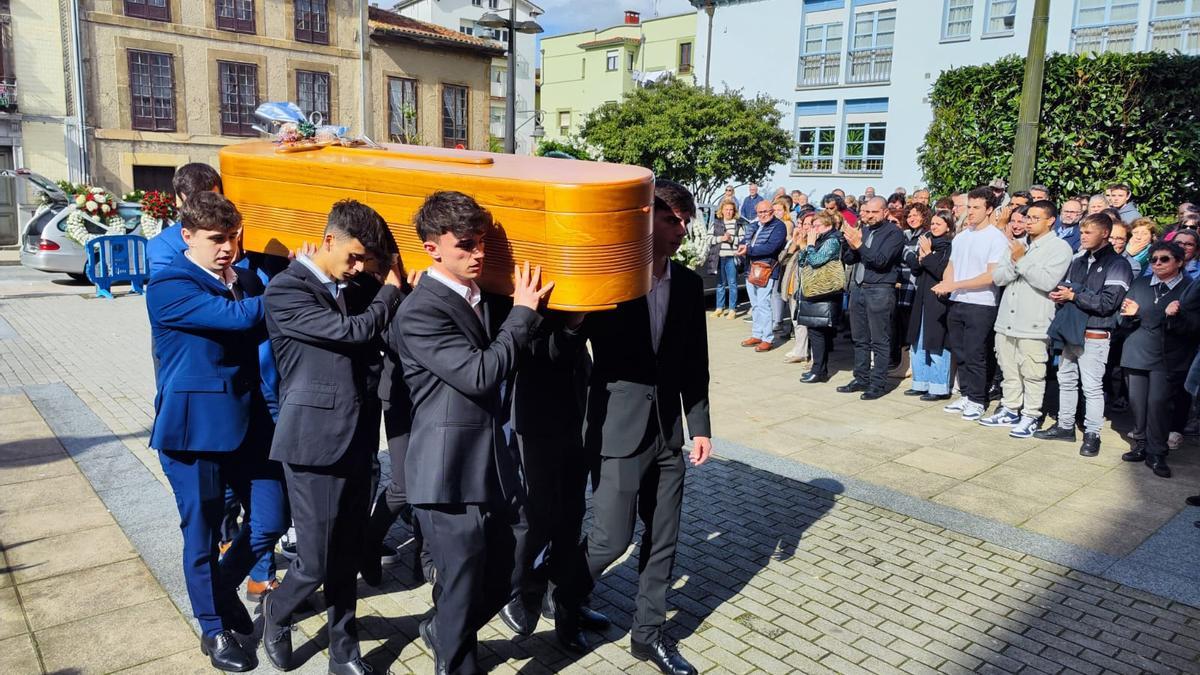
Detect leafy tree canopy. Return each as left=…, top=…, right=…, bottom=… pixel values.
left=580, top=79, right=793, bottom=205
left=534, top=137, right=594, bottom=161
left=919, top=51, right=1200, bottom=219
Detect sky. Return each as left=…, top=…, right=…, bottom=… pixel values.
left=536, top=0, right=697, bottom=38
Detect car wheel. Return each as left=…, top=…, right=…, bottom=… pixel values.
left=67, top=272, right=89, bottom=283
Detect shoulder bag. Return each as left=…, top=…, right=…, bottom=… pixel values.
left=800, top=259, right=845, bottom=299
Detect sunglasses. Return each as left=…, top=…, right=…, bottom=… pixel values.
left=1151, top=256, right=1176, bottom=264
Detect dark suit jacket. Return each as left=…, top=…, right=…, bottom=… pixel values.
left=147, top=252, right=273, bottom=452
left=1120, top=276, right=1200, bottom=372
left=264, top=259, right=402, bottom=466
left=394, top=277, right=541, bottom=506
left=511, top=311, right=592, bottom=438
left=580, top=261, right=711, bottom=458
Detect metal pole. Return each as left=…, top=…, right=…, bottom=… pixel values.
left=67, top=0, right=89, bottom=183
left=505, top=4, right=517, bottom=153
left=1009, top=0, right=1050, bottom=192
left=704, top=2, right=714, bottom=89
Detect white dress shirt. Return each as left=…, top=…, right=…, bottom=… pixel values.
left=648, top=262, right=671, bottom=352
left=185, top=253, right=239, bottom=297
left=426, top=267, right=483, bottom=321
left=296, top=255, right=344, bottom=300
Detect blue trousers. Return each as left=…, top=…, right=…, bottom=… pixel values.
left=911, top=323, right=951, bottom=395
left=747, top=278, right=777, bottom=342
left=715, top=257, right=739, bottom=311
left=220, top=487, right=277, bottom=583
left=160, top=447, right=287, bottom=636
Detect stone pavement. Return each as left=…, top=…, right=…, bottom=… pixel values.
left=1, top=278, right=1200, bottom=673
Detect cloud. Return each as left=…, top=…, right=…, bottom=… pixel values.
left=537, top=0, right=696, bottom=37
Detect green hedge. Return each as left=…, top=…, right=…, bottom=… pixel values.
left=918, top=52, right=1200, bottom=219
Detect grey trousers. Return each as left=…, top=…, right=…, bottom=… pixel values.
left=1057, top=337, right=1110, bottom=435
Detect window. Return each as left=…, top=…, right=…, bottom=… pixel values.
left=792, top=101, right=836, bottom=174
left=1073, top=0, right=1139, bottom=53
left=296, top=70, right=330, bottom=123
left=679, top=42, right=693, bottom=72
left=128, top=50, right=175, bottom=131
left=558, top=110, right=570, bottom=135
left=798, top=22, right=842, bottom=87
left=842, top=122, right=886, bottom=174
left=628, top=52, right=635, bottom=71
left=460, top=21, right=475, bottom=36
left=490, top=105, right=505, bottom=138
left=294, top=0, right=328, bottom=45
left=491, top=28, right=510, bottom=43
left=943, top=0, right=974, bottom=39
left=216, top=0, right=255, bottom=34
left=847, top=9, right=895, bottom=84
left=1150, top=0, right=1200, bottom=54
left=441, top=84, right=468, bottom=148
left=472, top=0, right=482, bottom=5
left=132, top=165, right=175, bottom=194
left=984, top=0, right=1016, bottom=34
left=218, top=61, right=258, bottom=136
left=606, top=50, right=618, bottom=71
left=124, top=0, right=169, bottom=21
left=489, top=0, right=498, bottom=7
left=387, top=77, right=418, bottom=143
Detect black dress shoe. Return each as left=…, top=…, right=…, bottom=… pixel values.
left=1186, top=495, right=1200, bottom=507
left=360, top=546, right=383, bottom=588
left=1079, top=432, right=1101, bottom=457
left=860, top=389, right=885, bottom=401
left=1122, top=438, right=1147, bottom=463
left=800, top=371, right=829, bottom=384
left=631, top=637, right=697, bottom=675
left=549, top=600, right=591, bottom=653
left=920, top=392, right=950, bottom=401
left=836, top=379, right=867, bottom=393
left=419, top=618, right=448, bottom=675
left=1033, top=425, right=1076, bottom=442
left=200, top=630, right=255, bottom=672
left=577, top=605, right=611, bottom=631
left=1146, top=455, right=1172, bottom=478
left=902, top=388, right=925, bottom=396
left=262, top=595, right=294, bottom=672
left=328, top=657, right=374, bottom=675
left=499, top=597, right=535, bottom=636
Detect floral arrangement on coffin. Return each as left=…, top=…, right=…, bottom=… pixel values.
left=137, top=190, right=176, bottom=239
left=64, top=187, right=126, bottom=246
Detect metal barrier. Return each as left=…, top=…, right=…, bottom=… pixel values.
left=85, top=234, right=149, bottom=299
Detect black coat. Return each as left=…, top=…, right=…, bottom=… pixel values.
left=907, top=235, right=952, bottom=353
left=264, top=260, right=402, bottom=467
left=1120, top=275, right=1200, bottom=372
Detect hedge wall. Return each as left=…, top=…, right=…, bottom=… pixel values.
left=918, top=52, right=1200, bottom=218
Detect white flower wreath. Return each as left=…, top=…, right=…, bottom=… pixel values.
left=140, top=212, right=164, bottom=239
left=64, top=187, right=127, bottom=246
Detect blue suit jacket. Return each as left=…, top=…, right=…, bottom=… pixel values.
left=147, top=223, right=186, bottom=278
left=147, top=252, right=273, bottom=452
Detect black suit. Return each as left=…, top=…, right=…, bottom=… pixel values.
left=395, top=276, right=540, bottom=675
left=565, top=261, right=711, bottom=645
left=262, top=260, right=401, bottom=663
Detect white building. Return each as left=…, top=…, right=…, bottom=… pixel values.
left=392, top=0, right=543, bottom=154
left=692, top=0, right=1197, bottom=196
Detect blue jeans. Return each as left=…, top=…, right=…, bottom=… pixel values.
left=911, top=323, right=951, bottom=395
left=715, top=257, right=739, bottom=310
left=747, top=278, right=776, bottom=341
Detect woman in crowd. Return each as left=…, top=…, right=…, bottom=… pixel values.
left=844, top=194, right=859, bottom=214
left=822, top=192, right=858, bottom=228
left=709, top=199, right=744, bottom=318
left=770, top=197, right=797, bottom=342
left=1172, top=229, right=1200, bottom=280
left=1126, top=218, right=1156, bottom=273
left=794, top=211, right=845, bottom=383
left=1119, top=241, right=1199, bottom=478
left=905, top=209, right=955, bottom=400
left=894, top=202, right=931, bottom=375
left=781, top=211, right=815, bottom=365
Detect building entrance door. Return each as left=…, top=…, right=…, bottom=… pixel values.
left=0, top=147, right=17, bottom=246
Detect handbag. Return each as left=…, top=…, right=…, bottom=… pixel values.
left=747, top=260, right=774, bottom=288
left=800, top=260, right=846, bottom=299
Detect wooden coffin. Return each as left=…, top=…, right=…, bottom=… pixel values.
left=218, top=142, right=655, bottom=311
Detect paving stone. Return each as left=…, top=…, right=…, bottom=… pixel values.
left=37, top=597, right=196, bottom=673
left=0, top=633, right=39, bottom=674
left=4, top=523, right=139, bottom=584
left=19, top=558, right=165, bottom=631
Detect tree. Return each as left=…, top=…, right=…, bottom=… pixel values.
left=580, top=79, right=793, bottom=205
left=919, top=52, right=1200, bottom=218
left=534, top=137, right=594, bottom=161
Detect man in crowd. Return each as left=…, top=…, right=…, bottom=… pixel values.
left=864, top=186, right=876, bottom=199
left=557, top=179, right=712, bottom=675
left=261, top=201, right=404, bottom=675
left=982, top=200, right=1073, bottom=438
left=934, top=187, right=1011, bottom=421
left=147, top=191, right=287, bottom=672
left=1036, top=213, right=1132, bottom=457
left=1087, top=194, right=1109, bottom=215
left=1055, top=198, right=1084, bottom=252
left=1029, top=185, right=1051, bottom=202
left=952, top=191, right=968, bottom=228
left=912, top=188, right=931, bottom=205
left=739, top=182, right=764, bottom=222
left=837, top=196, right=903, bottom=400
left=1106, top=182, right=1142, bottom=223
left=147, top=163, right=224, bottom=277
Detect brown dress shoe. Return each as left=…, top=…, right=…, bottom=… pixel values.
left=754, top=341, right=774, bottom=352
left=740, top=337, right=762, bottom=347
left=245, top=578, right=280, bottom=602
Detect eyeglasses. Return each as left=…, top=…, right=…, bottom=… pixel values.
left=1151, top=256, right=1175, bottom=264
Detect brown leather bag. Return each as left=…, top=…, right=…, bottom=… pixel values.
left=747, top=260, right=775, bottom=288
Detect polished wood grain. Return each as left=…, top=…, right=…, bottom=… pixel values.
left=220, top=141, right=655, bottom=311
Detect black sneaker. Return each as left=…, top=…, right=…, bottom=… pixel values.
left=1079, top=432, right=1101, bottom=457
left=1033, top=425, right=1076, bottom=442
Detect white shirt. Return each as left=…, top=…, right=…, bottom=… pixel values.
left=426, top=267, right=483, bottom=321
left=949, top=224, right=1009, bottom=306
left=648, top=261, right=671, bottom=352
left=296, top=255, right=344, bottom=300
left=185, top=252, right=238, bottom=295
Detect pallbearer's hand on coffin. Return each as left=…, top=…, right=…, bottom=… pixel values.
left=513, top=262, right=554, bottom=311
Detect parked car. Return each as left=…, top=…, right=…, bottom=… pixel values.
left=3, top=169, right=144, bottom=281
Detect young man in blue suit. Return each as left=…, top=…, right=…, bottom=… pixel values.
left=147, top=163, right=223, bottom=278
left=147, top=192, right=287, bottom=672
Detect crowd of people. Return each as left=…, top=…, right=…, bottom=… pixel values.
left=709, top=180, right=1200, bottom=478
left=145, top=164, right=712, bottom=675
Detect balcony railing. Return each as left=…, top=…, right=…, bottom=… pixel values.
left=792, top=157, right=834, bottom=174
left=840, top=157, right=884, bottom=174
left=1072, top=23, right=1137, bottom=54
left=797, top=52, right=840, bottom=88
left=0, top=77, right=16, bottom=113
left=1149, top=17, right=1200, bottom=55
left=845, top=47, right=892, bottom=85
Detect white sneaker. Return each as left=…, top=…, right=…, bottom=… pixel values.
left=979, top=407, right=1021, bottom=427
left=960, top=402, right=985, bottom=421
left=943, top=396, right=969, bottom=413
left=1168, top=431, right=1183, bottom=450
left=1009, top=416, right=1039, bottom=439
left=279, top=527, right=299, bottom=561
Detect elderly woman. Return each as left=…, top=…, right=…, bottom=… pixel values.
left=905, top=209, right=955, bottom=399
left=1126, top=217, right=1156, bottom=274
left=769, top=197, right=797, bottom=343
left=1119, top=241, right=1200, bottom=478
left=709, top=199, right=745, bottom=318
left=794, top=211, right=845, bottom=383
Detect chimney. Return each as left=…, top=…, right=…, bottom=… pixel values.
left=624, top=10, right=640, bottom=24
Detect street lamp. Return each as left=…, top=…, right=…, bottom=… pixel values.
left=479, top=5, right=543, bottom=153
